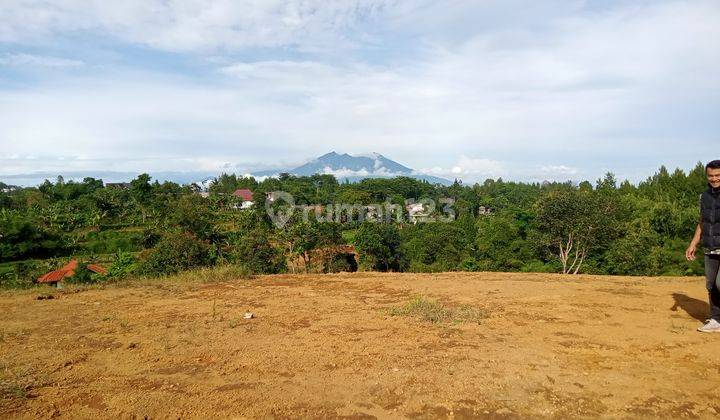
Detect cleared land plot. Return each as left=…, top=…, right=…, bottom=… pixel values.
left=1, top=271, right=718, bottom=418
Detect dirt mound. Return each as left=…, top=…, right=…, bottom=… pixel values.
left=1, top=271, right=718, bottom=418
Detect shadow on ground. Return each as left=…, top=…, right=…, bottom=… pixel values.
left=670, top=293, right=708, bottom=322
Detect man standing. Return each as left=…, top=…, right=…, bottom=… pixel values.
left=686, top=160, right=720, bottom=332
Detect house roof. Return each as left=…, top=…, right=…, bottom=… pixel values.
left=87, top=264, right=108, bottom=275
left=37, top=259, right=107, bottom=283
left=232, top=188, right=254, bottom=201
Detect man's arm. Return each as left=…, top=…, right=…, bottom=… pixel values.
left=686, top=222, right=702, bottom=261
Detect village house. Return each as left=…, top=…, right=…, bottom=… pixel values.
left=232, top=188, right=255, bottom=209
left=478, top=206, right=493, bottom=216
left=37, top=259, right=108, bottom=288
left=406, top=202, right=432, bottom=224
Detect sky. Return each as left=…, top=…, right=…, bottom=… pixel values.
left=0, top=0, right=718, bottom=186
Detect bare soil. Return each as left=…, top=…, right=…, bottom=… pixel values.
left=1, top=272, right=719, bottom=419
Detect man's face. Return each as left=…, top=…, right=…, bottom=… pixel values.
left=708, top=167, right=720, bottom=188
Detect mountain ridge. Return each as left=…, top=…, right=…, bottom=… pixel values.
left=253, top=151, right=451, bottom=185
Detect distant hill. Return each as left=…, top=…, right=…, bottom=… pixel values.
left=253, top=151, right=452, bottom=185
left=0, top=152, right=452, bottom=187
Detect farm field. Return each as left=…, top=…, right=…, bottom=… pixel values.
left=1, top=271, right=718, bottom=419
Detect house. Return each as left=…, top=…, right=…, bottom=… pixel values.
left=364, top=205, right=382, bottom=222
left=37, top=259, right=108, bottom=288
left=406, top=202, right=432, bottom=224
left=478, top=206, right=493, bottom=216
left=265, top=191, right=279, bottom=202
left=232, top=189, right=255, bottom=209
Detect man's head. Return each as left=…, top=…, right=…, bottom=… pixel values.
left=707, top=160, right=720, bottom=188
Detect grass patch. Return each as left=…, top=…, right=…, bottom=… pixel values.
left=385, top=295, right=489, bottom=324
left=117, top=264, right=254, bottom=290
left=0, top=366, right=44, bottom=400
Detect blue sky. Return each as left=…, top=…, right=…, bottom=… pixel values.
left=0, top=0, right=718, bottom=185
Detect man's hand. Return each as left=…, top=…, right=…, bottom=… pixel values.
left=685, top=244, right=697, bottom=261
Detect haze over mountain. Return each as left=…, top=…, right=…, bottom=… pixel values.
left=0, top=152, right=453, bottom=187
left=253, top=152, right=452, bottom=185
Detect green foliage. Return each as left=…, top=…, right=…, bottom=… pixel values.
left=322, top=252, right=358, bottom=273
left=169, top=195, right=218, bottom=241
left=401, top=222, right=467, bottom=272
left=0, top=213, right=69, bottom=261
left=209, top=173, right=258, bottom=195
left=534, top=188, right=623, bottom=274
left=475, top=211, right=530, bottom=271
left=138, top=232, right=215, bottom=276
left=354, top=222, right=405, bottom=271
left=231, top=229, right=286, bottom=274
left=63, top=261, right=105, bottom=285
left=0, top=162, right=713, bottom=279
left=107, top=250, right=137, bottom=279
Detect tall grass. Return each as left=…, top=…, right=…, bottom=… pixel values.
left=0, top=264, right=254, bottom=295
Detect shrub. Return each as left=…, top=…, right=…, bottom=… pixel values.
left=138, top=232, right=215, bottom=276
left=231, top=230, right=286, bottom=274
left=107, top=250, right=137, bottom=279
left=353, top=222, right=406, bottom=272
left=401, top=223, right=467, bottom=272
left=64, top=261, right=105, bottom=285
left=322, top=252, right=358, bottom=273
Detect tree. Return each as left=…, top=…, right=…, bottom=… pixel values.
left=0, top=212, right=69, bottom=262
left=231, top=228, right=286, bottom=274
left=130, top=174, right=153, bottom=223
left=138, top=232, right=215, bottom=276
left=534, top=189, right=621, bottom=274
left=401, top=222, right=468, bottom=272
left=170, top=195, right=217, bottom=241
left=475, top=211, right=528, bottom=271
left=354, top=222, right=405, bottom=271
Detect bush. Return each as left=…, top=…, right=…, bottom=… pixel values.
left=322, top=252, right=358, bottom=273
left=401, top=223, right=467, bottom=272
left=138, top=232, right=215, bottom=276
left=107, top=250, right=137, bottom=279
left=64, top=261, right=105, bottom=285
left=231, top=230, right=286, bottom=274
left=1, top=258, right=64, bottom=289
left=353, top=222, right=406, bottom=272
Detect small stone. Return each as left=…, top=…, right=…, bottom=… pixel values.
left=244, top=312, right=255, bottom=319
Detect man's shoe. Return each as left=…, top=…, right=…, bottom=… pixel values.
left=697, top=318, right=720, bottom=333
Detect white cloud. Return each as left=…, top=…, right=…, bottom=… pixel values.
left=0, top=0, right=391, bottom=52
left=541, top=165, right=578, bottom=176
left=0, top=53, right=84, bottom=68
left=0, top=1, right=717, bottom=184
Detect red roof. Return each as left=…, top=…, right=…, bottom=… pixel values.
left=37, top=259, right=107, bottom=283
left=87, top=264, right=108, bottom=275
left=232, top=189, right=254, bottom=201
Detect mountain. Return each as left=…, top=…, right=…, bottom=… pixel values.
left=1, top=153, right=452, bottom=187
left=253, top=152, right=451, bottom=185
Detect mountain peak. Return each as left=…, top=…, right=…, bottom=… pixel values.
left=254, top=151, right=451, bottom=185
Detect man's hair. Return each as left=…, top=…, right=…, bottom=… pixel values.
left=706, top=160, right=720, bottom=171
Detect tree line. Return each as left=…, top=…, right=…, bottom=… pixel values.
left=0, top=162, right=708, bottom=287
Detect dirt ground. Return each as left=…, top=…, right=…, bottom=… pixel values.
left=1, top=271, right=719, bottom=419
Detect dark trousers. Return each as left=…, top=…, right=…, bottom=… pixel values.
left=705, top=254, right=720, bottom=321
